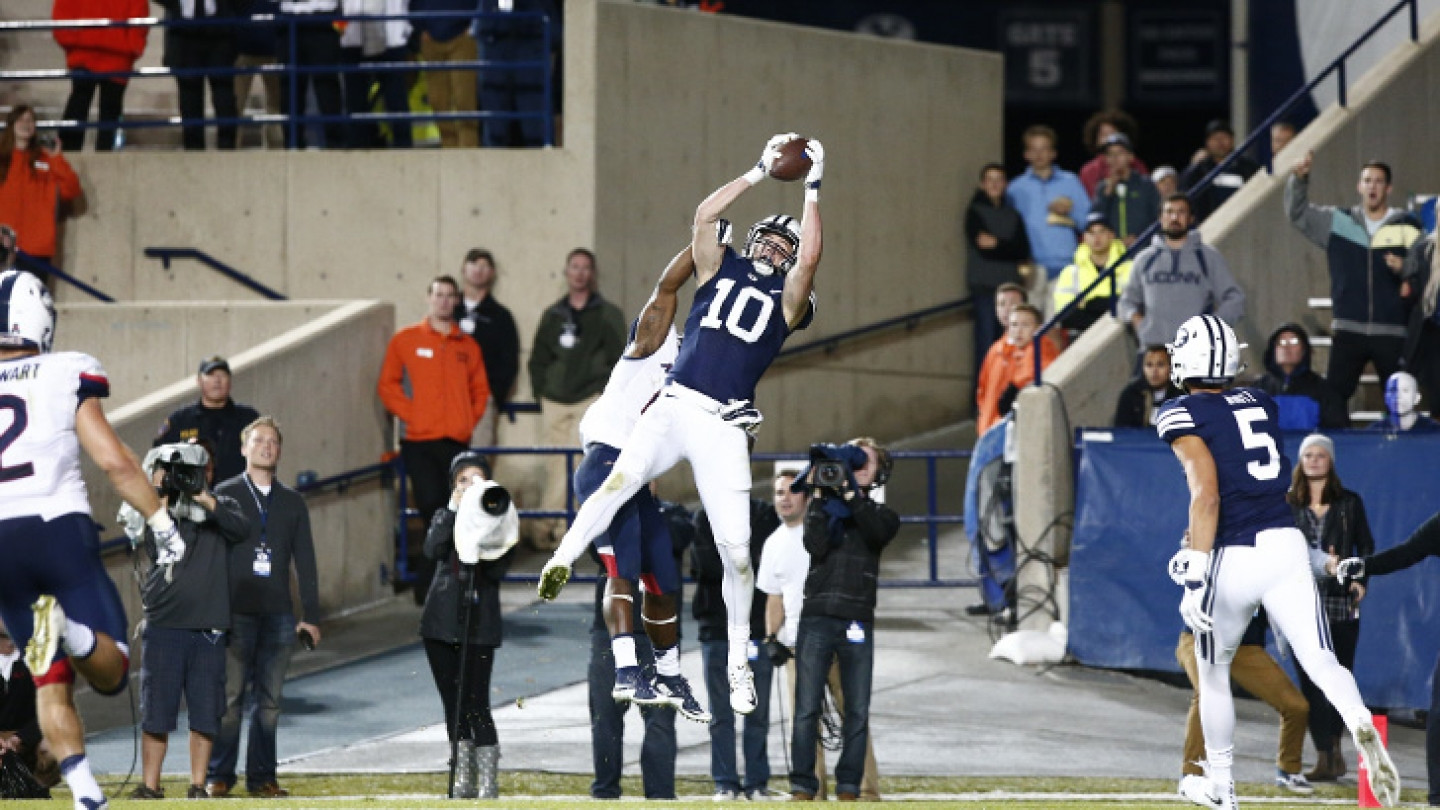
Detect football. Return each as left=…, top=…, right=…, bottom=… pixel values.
left=768, top=137, right=811, bottom=182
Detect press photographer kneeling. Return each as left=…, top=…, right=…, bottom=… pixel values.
left=123, top=441, right=249, bottom=800
left=784, top=438, right=899, bottom=802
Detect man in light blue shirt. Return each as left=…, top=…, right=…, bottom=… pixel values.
left=1007, top=125, right=1090, bottom=281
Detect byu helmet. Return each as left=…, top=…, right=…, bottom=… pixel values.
left=1167, top=314, right=1245, bottom=389
left=744, top=214, right=801, bottom=273
left=0, top=270, right=55, bottom=353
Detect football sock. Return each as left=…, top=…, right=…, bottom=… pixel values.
left=1205, top=745, right=1234, bottom=787
left=611, top=634, right=638, bottom=669
left=60, top=754, right=104, bottom=806
left=654, top=644, right=680, bottom=677
left=62, top=617, right=96, bottom=660
left=727, top=627, right=749, bottom=669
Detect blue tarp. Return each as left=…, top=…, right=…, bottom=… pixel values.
left=1069, top=429, right=1440, bottom=710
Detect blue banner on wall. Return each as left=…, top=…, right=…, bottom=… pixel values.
left=1069, top=428, right=1440, bottom=710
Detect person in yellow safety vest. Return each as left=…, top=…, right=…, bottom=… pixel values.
left=1053, top=212, right=1132, bottom=334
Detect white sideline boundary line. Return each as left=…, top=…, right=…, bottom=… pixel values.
left=290, top=792, right=1361, bottom=804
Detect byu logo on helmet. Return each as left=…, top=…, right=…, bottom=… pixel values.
left=1167, top=314, right=1245, bottom=389
left=0, top=270, right=56, bottom=354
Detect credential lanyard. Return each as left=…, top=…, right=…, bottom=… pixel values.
left=243, top=474, right=274, bottom=545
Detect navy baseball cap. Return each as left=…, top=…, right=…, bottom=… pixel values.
left=198, top=356, right=230, bottom=375
left=1084, top=211, right=1114, bottom=232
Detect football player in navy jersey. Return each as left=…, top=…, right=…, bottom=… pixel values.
left=539, top=133, right=824, bottom=716
left=1160, top=315, right=1399, bottom=810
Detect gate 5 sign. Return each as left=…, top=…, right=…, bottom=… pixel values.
left=999, top=6, right=1095, bottom=107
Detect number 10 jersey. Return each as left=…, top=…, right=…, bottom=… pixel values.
left=1157, top=387, right=1294, bottom=547
left=0, top=351, right=109, bottom=521
left=669, top=246, right=814, bottom=405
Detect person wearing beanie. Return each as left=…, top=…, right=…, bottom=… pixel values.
left=1252, top=324, right=1349, bottom=430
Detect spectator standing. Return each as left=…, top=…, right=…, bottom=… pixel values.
left=1119, top=193, right=1246, bottom=353
left=526, top=248, right=625, bottom=550
left=0, top=106, right=84, bottom=276
left=1007, top=125, right=1090, bottom=285
left=1181, top=120, right=1261, bottom=221
left=206, top=417, right=321, bottom=798
left=1152, top=166, right=1179, bottom=201
left=1401, top=231, right=1440, bottom=407
left=154, top=356, right=261, bottom=485
left=411, top=0, right=480, bottom=148
left=455, top=248, right=520, bottom=450
left=1052, top=212, right=1131, bottom=334
left=52, top=0, right=148, bottom=152
left=0, top=622, right=58, bottom=791
left=1090, top=133, right=1159, bottom=247
left=695, top=493, right=780, bottom=801
left=277, top=0, right=345, bottom=148
left=1285, top=433, right=1374, bottom=783
left=993, top=282, right=1026, bottom=338
left=234, top=0, right=284, bottom=148
left=476, top=0, right=559, bottom=147
left=1368, top=371, right=1440, bottom=433
left=1286, top=152, right=1422, bottom=400
left=787, top=439, right=899, bottom=802
left=1112, top=344, right=1182, bottom=428
left=976, top=304, right=1058, bottom=435
left=1253, top=323, right=1349, bottom=431
left=154, top=0, right=240, bottom=150
left=1077, top=109, right=1149, bottom=198
left=378, top=277, right=490, bottom=599
left=132, top=444, right=249, bottom=800
left=339, top=0, right=413, bottom=149
left=965, top=162, right=1031, bottom=362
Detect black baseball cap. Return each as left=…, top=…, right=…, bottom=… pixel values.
left=198, top=356, right=230, bottom=375
left=1205, top=119, right=1234, bottom=137
left=1084, top=211, right=1114, bottom=232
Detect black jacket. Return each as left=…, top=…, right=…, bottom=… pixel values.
left=1253, top=323, right=1350, bottom=430
left=964, top=188, right=1030, bottom=289
left=0, top=658, right=40, bottom=752
left=154, top=398, right=261, bottom=484
left=1112, top=376, right=1183, bottom=428
left=1366, top=509, right=1440, bottom=577
left=1181, top=153, right=1260, bottom=221
left=419, top=507, right=512, bottom=647
left=691, top=499, right=780, bottom=643
left=141, top=496, right=250, bottom=629
left=800, top=494, right=900, bottom=623
left=455, top=294, right=521, bottom=407
left=1292, top=488, right=1375, bottom=597
left=216, top=474, right=321, bottom=622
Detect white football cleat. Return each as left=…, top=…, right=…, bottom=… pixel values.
left=727, top=662, right=757, bottom=715
left=1353, top=721, right=1400, bottom=807
left=1178, top=774, right=1234, bottom=810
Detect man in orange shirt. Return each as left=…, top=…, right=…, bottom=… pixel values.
left=975, top=304, right=1058, bottom=434
left=378, top=276, right=490, bottom=603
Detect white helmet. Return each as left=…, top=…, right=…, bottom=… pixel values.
left=0, top=270, right=55, bottom=353
left=744, top=214, right=801, bottom=273
left=1167, top=314, right=1245, bottom=389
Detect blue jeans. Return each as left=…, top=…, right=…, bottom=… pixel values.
left=208, top=613, right=296, bottom=790
left=588, top=626, right=675, bottom=799
left=701, top=639, right=772, bottom=793
left=788, top=616, right=873, bottom=797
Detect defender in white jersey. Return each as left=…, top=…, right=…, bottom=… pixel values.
left=1161, top=315, right=1399, bottom=810
left=0, top=270, right=181, bottom=810
left=539, top=135, right=824, bottom=715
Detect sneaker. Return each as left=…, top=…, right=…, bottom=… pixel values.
left=1178, top=774, right=1232, bottom=809
left=1353, top=721, right=1400, bottom=807
left=655, top=674, right=712, bottom=723
left=612, top=666, right=664, bottom=705
left=186, top=784, right=209, bottom=799
left=1275, top=769, right=1314, bottom=795
left=129, top=785, right=165, bottom=800
left=713, top=789, right=739, bottom=801
left=25, top=595, right=64, bottom=677
left=727, top=662, right=757, bottom=715
left=536, top=560, right=570, bottom=601
left=746, top=787, right=787, bottom=801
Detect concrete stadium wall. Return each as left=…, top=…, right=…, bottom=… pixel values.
left=88, top=301, right=396, bottom=631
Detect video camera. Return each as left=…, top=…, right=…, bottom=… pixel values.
left=152, top=442, right=209, bottom=501
left=796, top=442, right=870, bottom=497
left=455, top=480, right=519, bottom=564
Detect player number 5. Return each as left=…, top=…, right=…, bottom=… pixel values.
left=1233, top=407, right=1280, bottom=481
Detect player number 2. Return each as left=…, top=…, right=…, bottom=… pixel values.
left=699, top=278, right=773, bottom=344
left=1233, top=407, right=1280, bottom=480
left=0, top=395, right=35, bottom=483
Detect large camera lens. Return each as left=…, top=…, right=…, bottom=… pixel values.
left=171, top=465, right=206, bottom=496
left=479, top=484, right=510, bottom=517
left=813, top=461, right=846, bottom=489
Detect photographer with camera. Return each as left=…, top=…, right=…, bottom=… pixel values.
left=126, top=440, right=250, bottom=800
left=786, top=438, right=898, bottom=802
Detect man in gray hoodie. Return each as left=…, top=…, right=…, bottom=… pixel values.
left=1119, top=193, right=1246, bottom=351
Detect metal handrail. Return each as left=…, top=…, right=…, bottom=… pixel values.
left=0, top=10, right=555, bottom=147
left=144, top=247, right=287, bottom=300
left=1032, top=0, right=1420, bottom=387
left=777, top=297, right=971, bottom=361
left=15, top=252, right=115, bottom=302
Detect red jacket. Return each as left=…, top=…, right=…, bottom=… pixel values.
left=0, top=149, right=82, bottom=259
left=378, top=319, right=490, bottom=443
left=52, top=0, right=150, bottom=82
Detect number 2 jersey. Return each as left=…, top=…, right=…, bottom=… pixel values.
left=579, top=326, right=680, bottom=450
left=0, top=351, right=109, bottom=521
left=1156, top=387, right=1294, bottom=547
left=669, top=246, right=814, bottom=405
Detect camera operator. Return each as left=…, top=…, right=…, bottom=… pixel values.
left=786, top=438, right=898, bottom=802
left=127, top=440, right=250, bottom=800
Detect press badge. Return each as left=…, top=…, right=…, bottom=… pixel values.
left=253, top=546, right=272, bottom=577
left=846, top=621, right=865, bottom=644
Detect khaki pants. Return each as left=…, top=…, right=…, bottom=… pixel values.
left=1176, top=632, right=1309, bottom=776
left=234, top=53, right=283, bottom=148
left=533, top=395, right=596, bottom=550
left=783, top=658, right=880, bottom=800
left=419, top=32, right=478, bottom=148
left=471, top=395, right=499, bottom=452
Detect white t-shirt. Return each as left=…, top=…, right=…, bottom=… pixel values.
left=0, top=351, right=107, bottom=521
left=756, top=522, right=810, bottom=647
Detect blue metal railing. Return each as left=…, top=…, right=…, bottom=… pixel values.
left=144, top=247, right=287, bottom=300
left=1032, top=0, right=1420, bottom=387
left=0, top=10, right=555, bottom=148
left=15, top=251, right=115, bottom=301
left=777, top=297, right=971, bottom=361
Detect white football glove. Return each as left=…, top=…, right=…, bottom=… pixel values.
left=804, top=138, right=825, bottom=186
left=148, top=510, right=186, bottom=566
left=1336, top=557, right=1365, bottom=586
left=1173, top=548, right=1212, bottom=632
left=1167, top=547, right=1205, bottom=586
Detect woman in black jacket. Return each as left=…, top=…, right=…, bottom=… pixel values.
left=420, top=452, right=514, bottom=799
left=1285, top=433, right=1374, bottom=783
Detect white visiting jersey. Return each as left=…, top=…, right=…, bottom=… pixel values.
left=0, top=351, right=108, bottom=521
left=579, top=327, right=680, bottom=450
